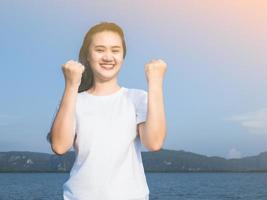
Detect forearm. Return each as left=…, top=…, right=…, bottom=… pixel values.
left=50, top=83, right=78, bottom=155
left=144, top=80, right=167, bottom=149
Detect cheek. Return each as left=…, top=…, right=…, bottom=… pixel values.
left=114, top=55, right=124, bottom=63
left=90, top=53, right=102, bottom=62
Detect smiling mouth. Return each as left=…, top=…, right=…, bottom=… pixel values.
left=100, top=64, right=115, bottom=70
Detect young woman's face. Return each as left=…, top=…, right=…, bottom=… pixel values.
left=87, top=31, right=124, bottom=82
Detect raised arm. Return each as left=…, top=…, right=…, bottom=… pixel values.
left=47, top=60, right=85, bottom=155
left=138, top=59, right=167, bottom=151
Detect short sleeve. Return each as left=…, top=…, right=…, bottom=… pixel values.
left=136, top=90, right=148, bottom=125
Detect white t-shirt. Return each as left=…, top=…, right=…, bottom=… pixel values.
left=62, top=86, right=150, bottom=200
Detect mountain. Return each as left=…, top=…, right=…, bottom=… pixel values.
left=142, top=149, right=267, bottom=172
left=0, top=149, right=267, bottom=172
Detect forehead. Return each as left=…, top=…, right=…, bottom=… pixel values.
left=91, top=31, right=122, bottom=47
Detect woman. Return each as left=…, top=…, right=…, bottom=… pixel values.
left=47, top=21, right=167, bottom=200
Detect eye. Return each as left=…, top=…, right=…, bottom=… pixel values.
left=96, top=49, right=104, bottom=52
left=112, top=50, right=120, bottom=53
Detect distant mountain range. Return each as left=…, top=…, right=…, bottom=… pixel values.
left=0, top=149, right=267, bottom=172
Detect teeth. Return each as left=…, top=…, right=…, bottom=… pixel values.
left=100, top=64, right=114, bottom=69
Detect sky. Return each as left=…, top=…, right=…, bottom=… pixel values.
left=1, top=0, right=267, bottom=158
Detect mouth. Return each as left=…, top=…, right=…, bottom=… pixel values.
left=99, top=64, right=115, bottom=70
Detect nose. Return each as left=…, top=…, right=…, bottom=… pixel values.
left=102, top=51, right=114, bottom=62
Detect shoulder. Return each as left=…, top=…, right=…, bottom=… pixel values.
left=125, top=87, right=147, bottom=97
left=123, top=87, right=147, bottom=106
left=124, top=87, right=147, bottom=98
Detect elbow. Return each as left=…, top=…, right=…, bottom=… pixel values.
left=148, top=142, right=163, bottom=152
left=48, top=130, right=73, bottom=156
left=141, top=127, right=167, bottom=151
left=50, top=141, right=69, bottom=156
left=149, top=147, right=161, bottom=152
left=47, top=132, right=64, bottom=155
left=147, top=133, right=166, bottom=152
left=51, top=143, right=69, bottom=156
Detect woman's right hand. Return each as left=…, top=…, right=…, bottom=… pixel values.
left=61, top=60, right=85, bottom=87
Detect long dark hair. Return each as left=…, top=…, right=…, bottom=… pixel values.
left=77, top=21, right=127, bottom=93
left=46, top=22, right=127, bottom=145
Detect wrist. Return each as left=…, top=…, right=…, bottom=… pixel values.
left=148, top=78, right=163, bottom=86
left=65, top=82, right=80, bottom=92
left=148, top=81, right=163, bottom=92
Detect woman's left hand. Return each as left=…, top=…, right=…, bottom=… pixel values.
left=145, top=59, right=167, bottom=83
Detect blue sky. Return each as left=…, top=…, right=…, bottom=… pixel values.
left=1, top=0, right=267, bottom=158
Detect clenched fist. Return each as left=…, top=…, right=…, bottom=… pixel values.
left=145, top=59, right=167, bottom=83
left=61, top=60, right=85, bottom=86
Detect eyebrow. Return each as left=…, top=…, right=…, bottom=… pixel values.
left=94, top=45, right=121, bottom=48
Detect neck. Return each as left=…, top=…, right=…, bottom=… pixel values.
left=88, top=78, right=121, bottom=95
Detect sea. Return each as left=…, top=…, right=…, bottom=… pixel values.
left=0, top=172, right=266, bottom=200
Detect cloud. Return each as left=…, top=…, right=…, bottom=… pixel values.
left=227, top=148, right=242, bottom=159
left=226, top=107, right=267, bottom=135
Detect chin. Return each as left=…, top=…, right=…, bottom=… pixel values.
left=98, top=71, right=120, bottom=81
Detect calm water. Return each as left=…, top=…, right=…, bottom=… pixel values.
left=0, top=172, right=267, bottom=200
